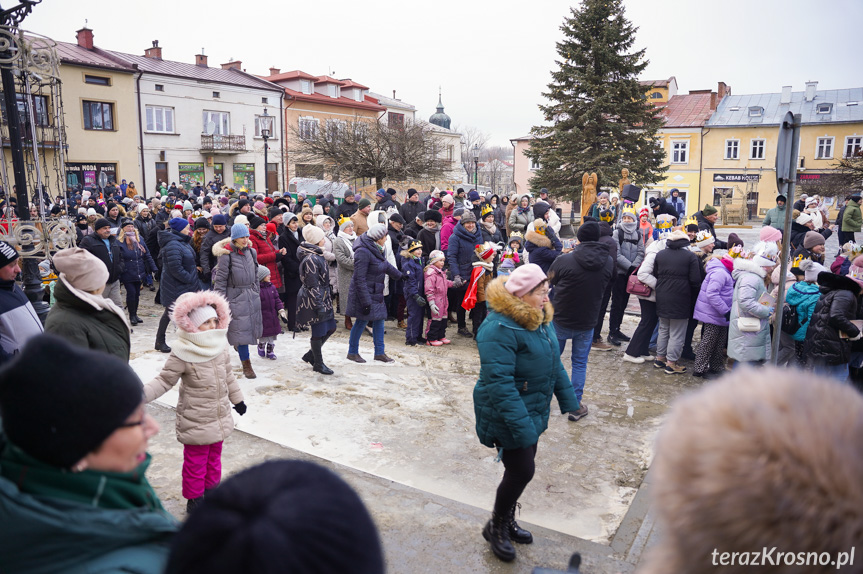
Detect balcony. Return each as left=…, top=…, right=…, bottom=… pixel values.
left=200, top=134, right=246, bottom=153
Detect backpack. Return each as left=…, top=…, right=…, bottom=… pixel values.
left=780, top=301, right=801, bottom=335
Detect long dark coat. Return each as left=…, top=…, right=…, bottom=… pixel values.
left=345, top=234, right=402, bottom=322
left=278, top=227, right=304, bottom=294
left=296, top=243, right=334, bottom=328
left=157, top=229, right=199, bottom=308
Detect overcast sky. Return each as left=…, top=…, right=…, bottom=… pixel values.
left=27, top=0, right=863, bottom=147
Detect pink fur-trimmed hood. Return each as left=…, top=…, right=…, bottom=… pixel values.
left=171, top=290, right=231, bottom=333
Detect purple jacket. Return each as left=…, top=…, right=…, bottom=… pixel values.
left=693, top=258, right=734, bottom=326
left=259, top=280, right=284, bottom=338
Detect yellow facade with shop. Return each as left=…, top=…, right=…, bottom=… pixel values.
left=60, top=63, right=141, bottom=191
left=649, top=127, right=704, bottom=216
left=698, top=122, right=863, bottom=217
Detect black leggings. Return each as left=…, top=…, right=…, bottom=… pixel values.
left=493, top=443, right=538, bottom=516
left=448, top=285, right=467, bottom=329
left=156, top=306, right=171, bottom=343
left=123, top=281, right=141, bottom=316
left=281, top=289, right=298, bottom=331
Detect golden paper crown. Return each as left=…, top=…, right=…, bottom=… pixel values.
left=481, top=204, right=494, bottom=218
left=684, top=215, right=698, bottom=228
left=533, top=220, right=547, bottom=235
left=695, top=229, right=712, bottom=243
left=791, top=254, right=808, bottom=268
left=408, top=239, right=423, bottom=252
left=621, top=206, right=637, bottom=219
left=728, top=245, right=745, bottom=258
left=337, top=214, right=351, bottom=227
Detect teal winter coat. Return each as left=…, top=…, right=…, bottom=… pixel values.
left=473, top=278, right=579, bottom=450
left=784, top=280, right=821, bottom=342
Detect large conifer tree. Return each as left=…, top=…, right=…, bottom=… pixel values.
left=527, top=0, right=666, bottom=203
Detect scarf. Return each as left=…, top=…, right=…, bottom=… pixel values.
left=482, top=220, right=497, bottom=235
left=171, top=328, right=229, bottom=363
left=0, top=440, right=166, bottom=512
left=338, top=232, right=355, bottom=256
left=517, top=205, right=530, bottom=215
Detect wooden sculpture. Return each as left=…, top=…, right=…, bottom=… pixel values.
left=619, top=168, right=630, bottom=194
left=581, top=172, right=598, bottom=218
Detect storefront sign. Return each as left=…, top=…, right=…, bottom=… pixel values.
left=797, top=173, right=827, bottom=183
left=713, top=173, right=761, bottom=183
left=66, top=162, right=116, bottom=190
left=233, top=163, right=255, bottom=191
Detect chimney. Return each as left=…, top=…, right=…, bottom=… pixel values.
left=221, top=60, right=242, bottom=71
left=144, top=40, right=162, bottom=60
left=717, top=81, right=729, bottom=101
left=805, top=81, right=818, bottom=102
left=195, top=50, right=207, bottom=67
left=76, top=27, right=94, bottom=50
left=268, top=67, right=280, bottom=76
left=710, top=92, right=717, bottom=111
left=393, top=90, right=396, bottom=99
left=780, top=85, right=792, bottom=105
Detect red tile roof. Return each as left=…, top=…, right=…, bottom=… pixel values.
left=340, top=79, right=369, bottom=90
left=314, top=75, right=346, bottom=86
left=283, top=87, right=385, bottom=112
left=263, top=70, right=318, bottom=82
left=661, top=93, right=715, bottom=127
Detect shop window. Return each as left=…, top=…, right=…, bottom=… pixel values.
left=83, top=101, right=114, bottom=131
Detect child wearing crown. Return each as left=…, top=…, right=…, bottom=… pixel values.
left=462, top=242, right=496, bottom=337
left=499, top=232, right=524, bottom=276
left=401, top=239, right=427, bottom=346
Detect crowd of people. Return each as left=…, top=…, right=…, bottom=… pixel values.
left=2, top=181, right=863, bottom=567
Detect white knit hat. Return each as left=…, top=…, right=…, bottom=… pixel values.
left=428, top=250, right=445, bottom=265
left=795, top=213, right=813, bottom=226
left=187, top=304, right=218, bottom=328
left=303, top=225, right=325, bottom=245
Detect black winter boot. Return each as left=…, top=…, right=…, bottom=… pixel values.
left=482, top=512, right=516, bottom=562
left=311, top=339, right=333, bottom=375
left=186, top=496, right=204, bottom=513
left=302, top=349, right=313, bottom=365
left=507, top=503, right=533, bottom=544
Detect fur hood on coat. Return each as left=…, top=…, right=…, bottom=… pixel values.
left=732, top=256, right=768, bottom=278
left=641, top=367, right=863, bottom=574
left=211, top=237, right=256, bottom=259
left=485, top=276, right=553, bottom=331
left=524, top=228, right=552, bottom=249
left=171, top=290, right=231, bottom=333
left=817, top=269, right=863, bottom=295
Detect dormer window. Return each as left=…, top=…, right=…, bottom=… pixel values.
left=354, top=88, right=364, bottom=102
left=650, top=92, right=663, bottom=99
left=748, top=106, right=763, bottom=117
left=327, top=84, right=340, bottom=98
left=300, top=80, right=312, bottom=94
left=816, top=103, right=833, bottom=114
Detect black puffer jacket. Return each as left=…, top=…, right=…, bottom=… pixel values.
left=399, top=200, right=425, bottom=226
left=805, top=272, right=861, bottom=365
left=651, top=197, right=679, bottom=220
left=694, top=211, right=727, bottom=250
left=548, top=241, right=613, bottom=331
left=653, top=236, right=701, bottom=319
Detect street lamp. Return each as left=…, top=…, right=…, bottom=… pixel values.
left=473, top=143, right=479, bottom=192
left=259, top=108, right=274, bottom=195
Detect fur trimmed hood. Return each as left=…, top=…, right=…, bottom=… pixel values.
left=171, top=290, right=231, bottom=333
left=817, top=270, right=863, bottom=294
left=485, top=276, right=552, bottom=331
left=732, top=257, right=768, bottom=278
left=212, top=237, right=232, bottom=257
left=524, top=228, right=551, bottom=248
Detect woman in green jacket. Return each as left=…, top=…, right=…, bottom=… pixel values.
left=473, top=263, right=579, bottom=562
left=0, top=335, right=177, bottom=573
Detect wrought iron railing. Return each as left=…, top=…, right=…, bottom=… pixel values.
left=200, top=134, right=246, bottom=152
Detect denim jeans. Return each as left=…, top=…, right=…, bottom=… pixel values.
left=348, top=318, right=385, bottom=356
left=554, top=323, right=594, bottom=403
left=813, top=362, right=849, bottom=383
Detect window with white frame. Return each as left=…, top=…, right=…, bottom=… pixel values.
left=298, top=116, right=318, bottom=140
left=354, top=88, right=364, bottom=102
left=816, top=137, right=834, bottom=159
left=145, top=105, right=174, bottom=133
left=671, top=141, right=688, bottom=163
left=254, top=115, right=276, bottom=138
left=846, top=136, right=863, bottom=158
left=299, top=80, right=312, bottom=95
left=725, top=139, right=739, bottom=160
left=750, top=139, right=766, bottom=160
left=326, top=119, right=345, bottom=142
left=529, top=157, right=540, bottom=170
left=327, top=84, right=340, bottom=98
left=202, top=110, right=229, bottom=135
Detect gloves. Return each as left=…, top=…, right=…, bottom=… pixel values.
left=233, top=401, right=247, bottom=416
left=851, top=331, right=863, bottom=342
left=414, top=295, right=427, bottom=307
left=362, top=305, right=371, bottom=316
left=724, top=311, right=731, bottom=321
left=278, top=309, right=288, bottom=324
left=316, top=308, right=328, bottom=320
left=453, top=275, right=464, bottom=288
left=429, top=301, right=440, bottom=316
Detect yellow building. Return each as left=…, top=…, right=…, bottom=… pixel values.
left=647, top=82, right=730, bottom=217
left=56, top=28, right=140, bottom=194
left=700, top=81, right=863, bottom=218
left=638, top=76, right=678, bottom=104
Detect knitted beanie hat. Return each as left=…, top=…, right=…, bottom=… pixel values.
left=169, top=217, right=190, bottom=233
left=504, top=263, right=547, bottom=297
left=231, top=223, right=250, bottom=240
left=303, top=225, right=325, bottom=246
left=803, top=231, right=825, bottom=249
left=759, top=226, right=782, bottom=243
left=187, top=304, right=218, bottom=328
left=256, top=265, right=271, bottom=283
left=0, top=334, right=143, bottom=469
left=366, top=224, right=387, bottom=241
left=53, top=247, right=109, bottom=292
left=427, top=250, right=445, bottom=265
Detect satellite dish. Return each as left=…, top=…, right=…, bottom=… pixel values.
left=206, top=121, right=216, bottom=135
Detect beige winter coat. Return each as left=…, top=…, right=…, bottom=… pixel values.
left=144, top=290, right=243, bottom=445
